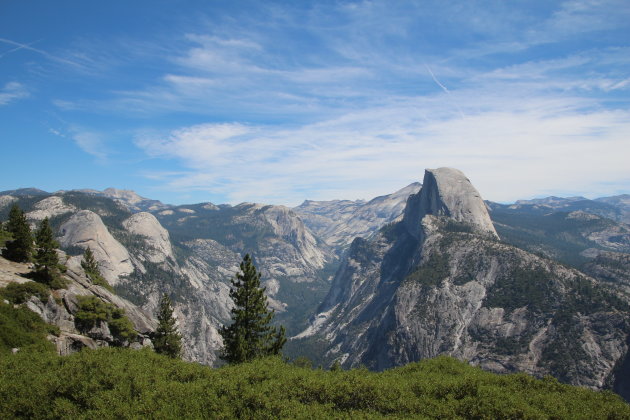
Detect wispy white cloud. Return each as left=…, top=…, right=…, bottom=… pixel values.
left=71, top=130, right=108, bottom=160
left=49, top=126, right=109, bottom=160
left=135, top=90, right=630, bottom=205
left=0, top=81, right=28, bottom=105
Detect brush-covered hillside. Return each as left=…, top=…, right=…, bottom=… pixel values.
left=1, top=346, right=629, bottom=419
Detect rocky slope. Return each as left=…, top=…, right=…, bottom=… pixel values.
left=0, top=253, right=155, bottom=355
left=298, top=167, right=630, bottom=394
left=294, top=183, right=421, bottom=251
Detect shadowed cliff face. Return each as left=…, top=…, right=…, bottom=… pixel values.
left=298, top=167, right=630, bottom=392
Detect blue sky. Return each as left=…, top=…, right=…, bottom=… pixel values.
left=1, top=0, right=629, bottom=206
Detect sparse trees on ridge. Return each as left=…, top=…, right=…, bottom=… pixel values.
left=220, top=254, right=286, bottom=364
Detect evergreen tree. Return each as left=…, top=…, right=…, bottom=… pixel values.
left=81, top=247, right=112, bottom=291
left=153, top=294, right=182, bottom=358
left=219, top=254, right=286, bottom=364
left=3, top=204, right=33, bottom=262
left=81, top=247, right=99, bottom=276
left=33, top=217, right=62, bottom=287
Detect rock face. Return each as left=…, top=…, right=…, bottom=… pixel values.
left=101, top=188, right=169, bottom=212
left=295, top=183, right=421, bottom=251
left=0, top=195, right=16, bottom=210
left=157, top=201, right=335, bottom=285
left=26, top=196, right=76, bottom=221
left=122, top=212, right=175, bottom=263
left=299, top=167, right=630, bottom=392
left=58, top=210, right=133, bottom=285
left=238, top=203, right=330, bottom=279
left=404, top=168, right=497, bottom=239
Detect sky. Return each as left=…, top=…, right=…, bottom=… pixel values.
left=1, top=0, right=629, bottom=206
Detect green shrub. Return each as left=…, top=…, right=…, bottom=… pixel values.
left=0, top=302, right=57, bottom=354
left=0, top=281, right=50, bottom=304
left=0, top=350, right=628, bottom=419
left=74, top=296, right=137, bottom=343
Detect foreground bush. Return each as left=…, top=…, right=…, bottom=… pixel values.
left=0, top=348, right=628, bottom=419
left=0, top=302, right=57, bottom=355
left=0, top=281, right=50, bottom=304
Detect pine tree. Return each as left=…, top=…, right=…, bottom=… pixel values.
left=3, top=204, right=33, bottom=262
left=81, top=247, right=99, bottom=275
left=81, top=247, right=112, bottom=291
left=153, top=294, right=182, bottom=358
left=219, top=254, right=286, bottom=364
left=33, top=217, right=62, bottom=287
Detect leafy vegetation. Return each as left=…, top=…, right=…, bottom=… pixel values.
left=0, top=281, right=50, bottom=304
left=1, top=349, right=629, bottom=418
left=73, top=296, right=137, bottom=343
left=0, top=301, right=58, bottom=355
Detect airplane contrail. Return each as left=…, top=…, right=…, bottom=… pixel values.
left=424, top=63, right=465, bottom=119
left=425, top=64, right=450, bottom=94
left=0, top=37, right=80, bottom=67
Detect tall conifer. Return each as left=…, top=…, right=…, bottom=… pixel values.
left=34, top=217, right=62, bottom=287
left=153, top=294, right=182, bottom=358
left=219, top=254, right=286, bottom=364
left=3, top=204, right=33, bottom=262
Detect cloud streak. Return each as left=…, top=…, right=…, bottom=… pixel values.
left=0, top=82, right=28, bottom=105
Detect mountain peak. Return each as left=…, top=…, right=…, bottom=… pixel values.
left=404, top=167, right=498, bottom=238
left=102, top=188, right=147, bottom=204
